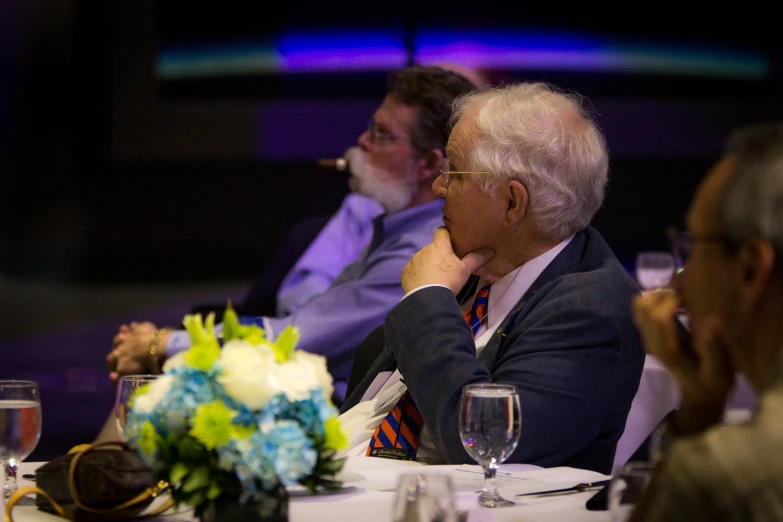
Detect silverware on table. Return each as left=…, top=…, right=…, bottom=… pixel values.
left=515, top=479, right=611, bottom=497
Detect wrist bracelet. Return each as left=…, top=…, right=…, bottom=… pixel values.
left=149, top=329, right=166, bottom=374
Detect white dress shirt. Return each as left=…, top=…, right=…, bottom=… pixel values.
left=338, top=236, right=574, bottom=462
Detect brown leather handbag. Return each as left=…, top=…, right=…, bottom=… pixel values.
left=4, top=442, right=173, bottom=521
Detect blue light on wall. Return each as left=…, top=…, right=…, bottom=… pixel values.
left=415, top=29, right=768, bottom=79
left=277, top=31, right=408, bottom=72
left=156, top=29, right=768, bottom=80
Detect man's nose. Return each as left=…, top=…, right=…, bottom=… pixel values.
left=358, top=129, right=373, bottom=151
left=432, top=175, right=447, bottom=198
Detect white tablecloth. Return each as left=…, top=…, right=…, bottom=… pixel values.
left=612, top=354, right=757, bottom=473
left=6, top=458, right=612, bottom=522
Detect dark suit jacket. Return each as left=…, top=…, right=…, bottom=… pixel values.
left=341, top=227, right=645, bottom=474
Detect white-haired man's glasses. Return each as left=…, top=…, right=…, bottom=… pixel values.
left=439, top=158, right=490, bottom=188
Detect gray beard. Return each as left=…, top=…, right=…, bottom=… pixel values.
left=345, top=147, right=416, bottom=213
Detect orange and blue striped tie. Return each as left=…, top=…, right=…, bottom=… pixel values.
left=366, top=284, right=492, bottom=460
left=366, top=390, right=423, bottom=460
left=463, top=284, right=491, bottom=337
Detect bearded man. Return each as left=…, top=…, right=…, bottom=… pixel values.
left=104, top=66, right=477, bottom=403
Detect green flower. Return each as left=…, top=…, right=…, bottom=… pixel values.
left=183, top=312, right=220, bottom=343
left=324, top=417, right=348, bottom=450
left=272, top=325, right=301, bottom=362
left=181, top=312, right=221, bottom=370
left=185, top=342, right=221, bottom=371
left=223, top=301, right=267, bottom=345
left=240, top=325, right=267, bottom=346
left=189, top=401, right=233, bottom=450
left=138, top=421, right=158, bottom=455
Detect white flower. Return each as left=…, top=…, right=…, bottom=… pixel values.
left=269, top=361, right=320, bottom=402
left=133, top=375, right=173, bottom=414
left=290, top=351, right=334, bottom=399
left=217, top=340, right=277, bottom=410
left=161, top=351, right=187, bottom=373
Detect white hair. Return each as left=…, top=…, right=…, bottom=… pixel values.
left=719, top=123, right=783, bottom=263
left=450, top=82, right=608, bottom=241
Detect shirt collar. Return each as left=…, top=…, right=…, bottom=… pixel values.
left=481, top=235, right=575, bottom=330
left=368, top=200, right=444, bottom=252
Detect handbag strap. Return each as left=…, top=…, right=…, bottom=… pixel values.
left=67, top=442, right=173, bottom=516
left=4, top=485, right=174, bottom=522
left=5, top=486, right=73, bottom=521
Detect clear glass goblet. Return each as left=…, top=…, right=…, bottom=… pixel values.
left=115, top=375, right=158, bottom=441
left=459, top=383, right=521, bottom=508
left=0, top=380, right=42, bottom=502
left=635, top=251, right=676, bottom=292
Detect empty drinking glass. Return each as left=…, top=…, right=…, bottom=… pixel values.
left=0, top=380, right=42, bottom=501
left=635, top=252, right=675, bottom=291
left=115, top=375, right=158, bottom=441
left=459, top=383, right=521, bottom=508
left=392, top=473, right=457, bottom=522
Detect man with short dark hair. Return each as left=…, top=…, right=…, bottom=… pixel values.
left=631, top=123, right=783, bottom=521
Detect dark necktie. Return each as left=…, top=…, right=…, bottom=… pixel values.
left=366, top=284, right=491, bottom=460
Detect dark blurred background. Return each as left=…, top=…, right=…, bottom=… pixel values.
left=1, top=0, right=782, bottom=459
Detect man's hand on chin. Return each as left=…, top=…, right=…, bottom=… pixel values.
left=401, top=227, right=495, bottom=294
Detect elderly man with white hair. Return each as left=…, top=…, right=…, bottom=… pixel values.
left=339, top=82, right=645, bottom=479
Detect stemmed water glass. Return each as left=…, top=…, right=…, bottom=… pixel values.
left=459, top=383, right=521, bottom=508
left=0, top=380, right=42, bottom=502
left=635, top=252, right=675, bottom=292
left=115, top=375, right=158, bottom=441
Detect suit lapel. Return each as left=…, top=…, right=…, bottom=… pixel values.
left=477, top=230, right=588, bottom=370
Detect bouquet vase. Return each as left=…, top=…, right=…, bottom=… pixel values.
left=198, top=485, right=288, bottom=522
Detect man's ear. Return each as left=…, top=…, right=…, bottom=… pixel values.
left=736, top=238, right=776, bottom=313
left=417, top=148, right=444, bottom=182
left=505, top=180, right=529, bottom=226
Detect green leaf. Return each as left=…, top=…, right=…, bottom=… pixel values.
left=206, top=480, right=222, bottom=500
left=177, top=436, right=206, bottom=464
left=222, top=300, right=241, bottom=342
left=273, top=325, right=300, bottom=362
left=182, top=314, right=209, bottom=345
left=181, top=465, right=210, bottom=493
left=169, top=462, right=190, bottom=486
left=184, top=491, right=206, bottom=509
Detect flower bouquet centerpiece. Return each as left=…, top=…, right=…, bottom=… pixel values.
left=123, top=303, right=348, bottom=522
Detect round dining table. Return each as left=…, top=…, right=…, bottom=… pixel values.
left=6, top=457, right=615, bottom=522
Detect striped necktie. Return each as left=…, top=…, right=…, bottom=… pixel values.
left=463, top=284, right=491, bottom=337
left=366, top=284, right=492, bottom=461
left=366, top=390, right=423, bottom=460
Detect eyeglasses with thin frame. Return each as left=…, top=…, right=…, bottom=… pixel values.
left=439, top=157, right=490, bottom=188
left=366, top=119, right=412, bottom=146
left=666, top=226, right=737, bottom=273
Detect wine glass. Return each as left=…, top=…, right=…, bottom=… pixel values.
left=115, top=375, right=158, bottom=441
left=459, top=383, right=521, bottom=508
left=0, top=380, right=42, bottom=502
left=635, top=252, right=675, bottom=292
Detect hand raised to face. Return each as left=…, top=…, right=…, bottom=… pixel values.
left=632, top=290, right=736, bottom=411
left=401, top=227, right=495, bottom=294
